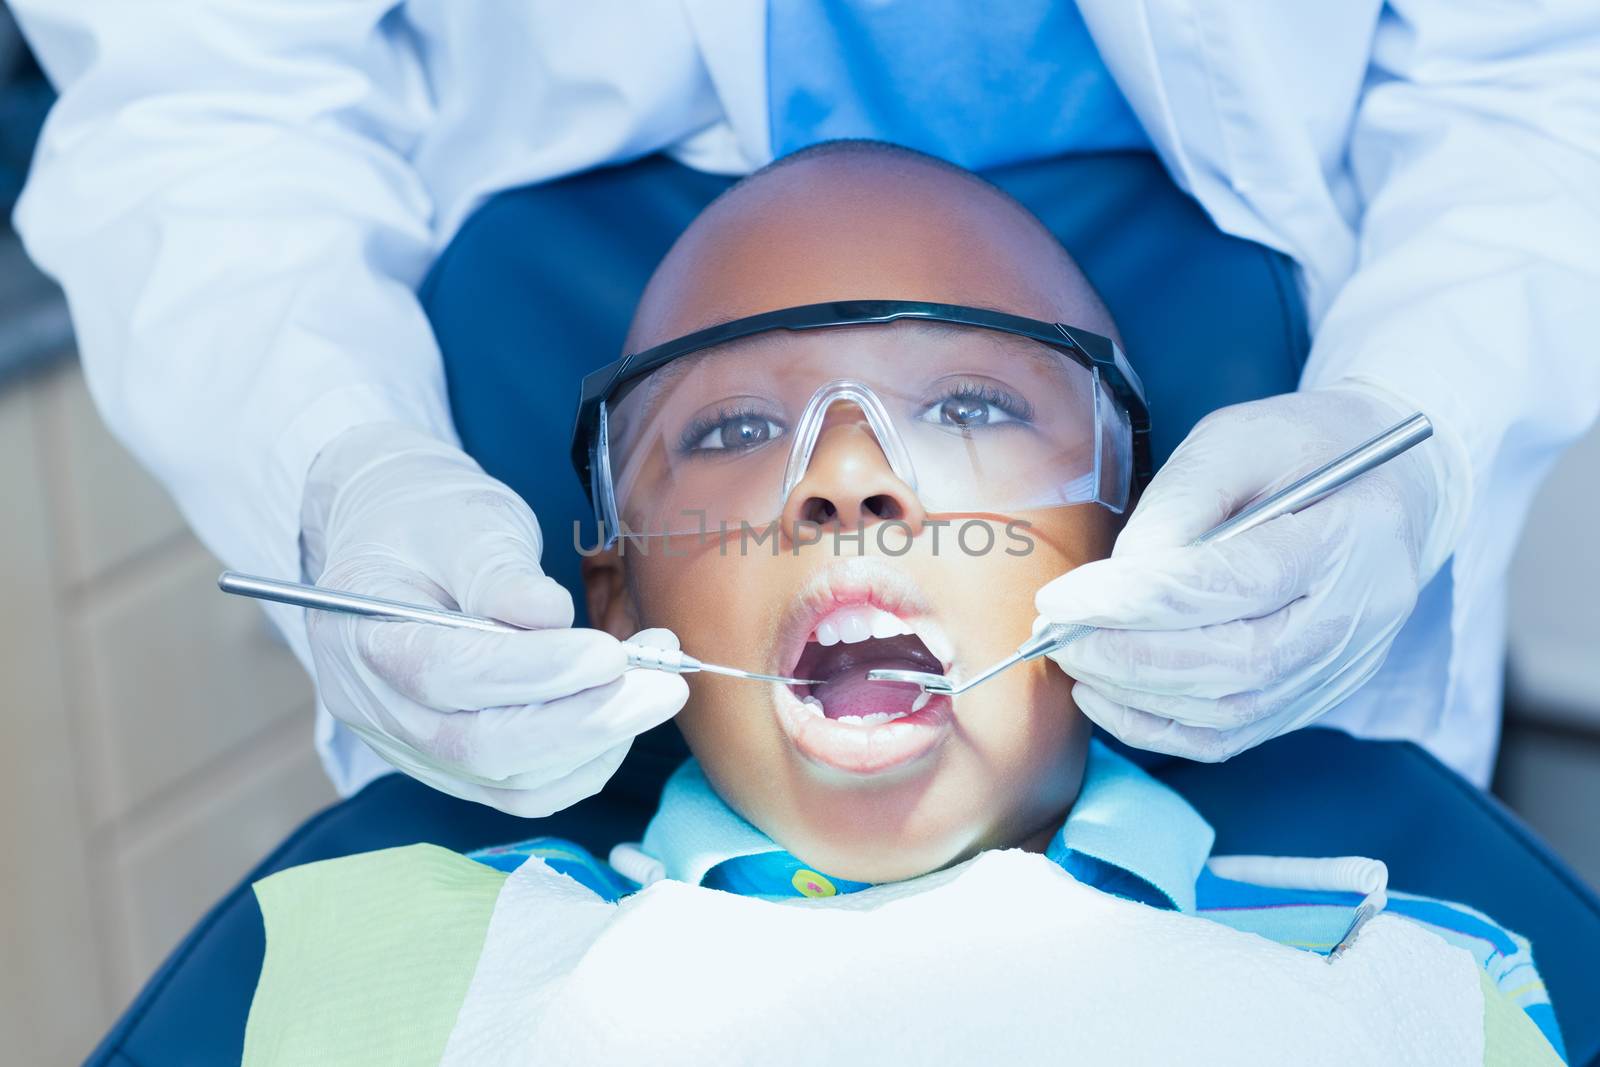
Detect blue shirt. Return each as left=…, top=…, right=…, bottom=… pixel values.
left=473, top=742, right=1563, bottom=1059
left=766, top=0, right=1149, bottom=169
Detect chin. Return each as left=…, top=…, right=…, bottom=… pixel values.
left=780, top=827, right=977, bottom=886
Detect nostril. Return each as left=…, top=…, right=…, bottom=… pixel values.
left=800, top=497, right=838, bottom=525
left=798, top=494, right=906, bottom=526
left=863, top=494, right=903, bottom=521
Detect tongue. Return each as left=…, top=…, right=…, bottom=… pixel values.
left=812, top=667, right=923, bottom=719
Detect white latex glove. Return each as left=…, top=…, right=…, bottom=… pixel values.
left=301, top=423, right=688, bottom=816
left=1034, top=384, right=1463, bottom=762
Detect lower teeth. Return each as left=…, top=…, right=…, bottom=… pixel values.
left=797, top=693, right=934, bottom=725
left=812, top=710, right=909, bottom=725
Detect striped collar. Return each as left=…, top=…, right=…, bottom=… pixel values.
left=641, top=740, right=1215, bottom=912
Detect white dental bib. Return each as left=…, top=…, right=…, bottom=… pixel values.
left=438, top=847, right=1489, bottom=1066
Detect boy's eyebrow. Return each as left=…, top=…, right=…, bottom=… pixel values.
left=616, top=329, right=793, bottom=433
left=614, top=316, right=1075, bottom=432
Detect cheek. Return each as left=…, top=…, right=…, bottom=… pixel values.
left=951, top=642, right=1083, bottom=777
left=629, top=550, right=791, bottom=820
left=954, top=513, right=1105, bottom=776
left=628, top=547, right=774, bottom=685
left=907, top=659, right=1086, bottom=869
left=627, top=548, right=715, bottom=634
left=675, top=676, right=785, bottom=804
left=983, top=665, right=1084, bottom=786
left=1008, top=506, right=1118, bottom=583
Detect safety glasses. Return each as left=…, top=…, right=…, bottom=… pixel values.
left=571, top=300, right=1151, bottom=545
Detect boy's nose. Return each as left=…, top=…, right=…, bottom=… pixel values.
left=780, top=406, right=926, bottom=540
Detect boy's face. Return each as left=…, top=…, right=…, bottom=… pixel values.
left=584, top=150, right=1127, bottom=883
left=588, top=378, right=1116, bottom=883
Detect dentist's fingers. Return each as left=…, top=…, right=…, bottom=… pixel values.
left=1045, top=591, right=1352, bottom=705
left=1109, top=410, right=1295, bottom=555
left=1070, top=643, right=1388, bottom=751
left=1111, top=390, right=1396, bottom=557
left=354, top=621, right=631, bottom=711
left=341, top=719, right=635, bottom=819
left=474, top=741, right=637, bottom=819
left=309, top=559, right=627, bottom=711
left=457, top=556, right=576, bottom=631
left=462, top=666, right=689, bottom=783
left=1070, top=683, right=1250, bottom=763
left=442, top=498, right=575, bottom=631
left=627, top=627, right=682, bottom=652
left=1066, top=672, right=1287, bottom=731
left=382, top=628, right=688, bottom=787
left=340, top=658, right=688, bottom=793
left=1035, top=506, right=1342, bottom=632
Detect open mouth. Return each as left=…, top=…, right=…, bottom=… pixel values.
left=789, top=606, right=945, bottom=724
left=771, top=561, right=956, bottom=775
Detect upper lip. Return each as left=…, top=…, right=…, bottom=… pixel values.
left=774, top=558, right=948, bottom=679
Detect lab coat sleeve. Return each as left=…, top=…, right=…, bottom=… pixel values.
left=1301, top=0, right=1600, bottom=580
left=9, top=1, right=458, bottom=667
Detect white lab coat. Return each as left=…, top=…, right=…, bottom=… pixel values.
left=11, top=1, right=1600, bottom=791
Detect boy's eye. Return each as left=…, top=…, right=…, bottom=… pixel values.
left=916, top=384, right=1030, bottom=429
left=687, top=414, right=787, bottom=453
left=935, top=396, right=1008, bottom=427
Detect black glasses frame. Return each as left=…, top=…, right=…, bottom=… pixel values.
left=570, top=299, right=1152, bottom=518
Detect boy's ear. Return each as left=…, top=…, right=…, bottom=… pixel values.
left=582, top=548, right=640, bottom=639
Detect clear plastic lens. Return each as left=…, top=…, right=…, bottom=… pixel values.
left=1093, top=370, right=1134, bottom=514
left=602, top=321, right=1130, bottom=536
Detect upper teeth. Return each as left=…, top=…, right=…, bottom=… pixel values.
left=813, top=605, right=913, bottom=646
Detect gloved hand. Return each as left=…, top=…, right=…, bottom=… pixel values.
left=1034, top=384, right=1463, bottom=762
left=301, top=423, right=688, bottom=816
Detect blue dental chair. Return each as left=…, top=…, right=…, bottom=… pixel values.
left=85, top=152, right=1600, bottom=1066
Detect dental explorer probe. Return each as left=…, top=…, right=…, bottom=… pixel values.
left=216, top=572, right=823, bottom=686
left=868, top=411, right=1434, bottom=698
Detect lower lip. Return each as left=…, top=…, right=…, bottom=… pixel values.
left=773, top=685, right=954, bottom=775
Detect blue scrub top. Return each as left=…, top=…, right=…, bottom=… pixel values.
left=766, top=0, right=1150, bottom=168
